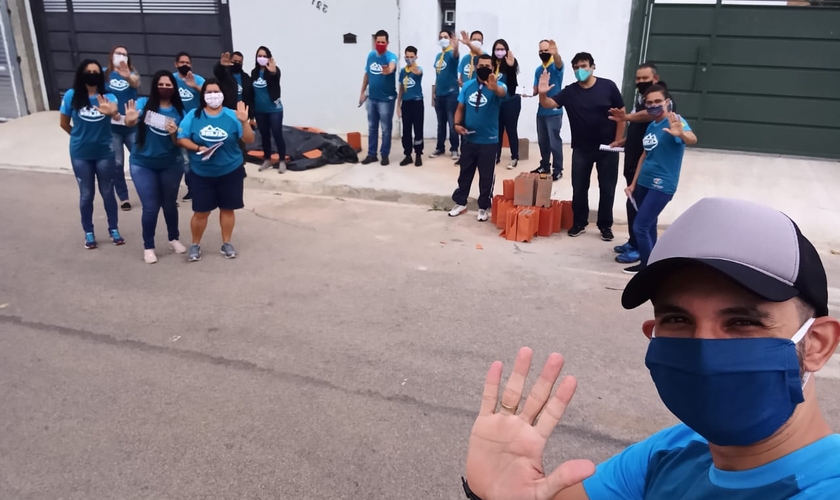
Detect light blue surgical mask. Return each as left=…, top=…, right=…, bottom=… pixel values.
left=575, top=68, right=592, bottom=82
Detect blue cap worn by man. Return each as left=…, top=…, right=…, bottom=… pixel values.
left=462, top=197, right=840, bottom=500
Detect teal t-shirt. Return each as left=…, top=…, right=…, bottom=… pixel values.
left=174, top=72, right=206, bottom=111
left=365, top=50, right=398, bottom=102
left=458, top=53, right=485, bottom=83
left=177, top=108, right=243, bottom=177
left=130, top=98, right=185, bottom=170
left=234, top=73, right=243, bottom=102
left=457, top=79, right=507, bottom=145
left=400, top=67, right=423, bottom=101
left=60, top=89, right=118, bottom=161
left=583, top=424, right=840, bottom=499
left=253, top=70, right=282, bottom=114
left=637, top=116, right=692, bottom=195
left=534, top=61, right=565, bottom=116
left=105, top=69, right=138, bottom=133
left=434, top=49, right=459, bottom=96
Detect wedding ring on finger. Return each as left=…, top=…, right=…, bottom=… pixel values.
left=500, top=402, right=519, bottom=414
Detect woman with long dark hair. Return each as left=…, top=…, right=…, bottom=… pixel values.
left=123, top=70, right=188, bottom=264
left=176, top=79, right=255, bottom=262
left=250, top=46, right=286, bottom=173
left=490, top=39, right=521, bottom=169
left=59, top=59, right=125, bottom=249
left=105, top=45, right=141, bottom=210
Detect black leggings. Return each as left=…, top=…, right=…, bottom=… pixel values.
left=496, top=95, right=522, bottom=160
left=255, top=111, right=286, bottom=160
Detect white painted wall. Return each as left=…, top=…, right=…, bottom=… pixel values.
left=455, top=0, right=634, bottom=143
left=229, top=0, right=401, bottom=135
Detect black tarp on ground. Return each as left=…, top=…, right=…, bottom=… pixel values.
left=245, top=126, right=359, bottom=171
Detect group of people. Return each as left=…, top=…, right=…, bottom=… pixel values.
left=59, top=46, right=284, bottom=263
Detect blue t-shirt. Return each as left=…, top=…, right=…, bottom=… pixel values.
left=130, top=98, right=185, bottom=170
left=60, top=89, right=118, bottom=161
left=253, top=70, right=282, bottom=114
left=366, top=50, right=398, bottom=102
left=177, top=108, right=244, bottom=177
left=174, top=72, right=206, bottom=111
left=458, top=53, right=482, bottom=83
left=434, top=49, right=459, bottom=96
left=534, top=61, right=564, bottom=117
left=104, top=69, right=139, bottom=133
left=583, top=424, right=840, bottom=499
left=233, top=73, right=243, bottom=102
left=457, top=79, right=507, bottom=145
left=637, top=116, right=692, bottom=195
left=400, top=67, right=423, bottom=101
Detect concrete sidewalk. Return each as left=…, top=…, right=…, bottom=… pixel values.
left=2, top=111, right=839, bottom=248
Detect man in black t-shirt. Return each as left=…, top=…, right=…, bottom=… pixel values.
left=538, top=52, right=625, bottom=241
left=608, top=63, right=675, bottom=264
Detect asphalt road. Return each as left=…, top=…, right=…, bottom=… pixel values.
left=1, top=169, right=839, bottom=499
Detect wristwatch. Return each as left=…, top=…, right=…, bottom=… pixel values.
left=461, top=477, right=483, bottom=500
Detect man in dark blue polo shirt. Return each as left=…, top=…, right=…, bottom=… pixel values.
left=538, top=52, right=625, bottom=242
left=448, top=54, right=507, bottom=223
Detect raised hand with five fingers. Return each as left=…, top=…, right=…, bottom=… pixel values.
left=505, top=50, right=516, bottom=67
left=537, top=70, right=555, bottom=95
left=548, top=40, right=559, bottom=57
left=123, top=99, right=139, bottom=124
left=266, top=57, right=277, bottom=73
left=116, top=60, right=131, bottom=79
left=608, top=107, right=628, bottom=123
left=95, top=94, right=118, bottom=116
left=460, top=30, right=471, bottom=46
left=486, top=73, right=499, bottom=91
left=220, top=52, right=233, bottom=67
left=662, top=112, right=685, bottom=138
left=465, top=347, right=596, bottom=500
left=235, top=101, right=250, bottom=123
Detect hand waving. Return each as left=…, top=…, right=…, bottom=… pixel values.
left=486, top=73, right=499, bottom=90
left=117, top=61, right=131, bottom=79
left=465, top=347, right=596, bottom=500
left=662, top=112, right=684, bottom=138
left=124, top=99, right=139, bottom=124
left=185, top=71, right=196, bottom=86
left=548, top=40, right=559, bottom=57
left=460, top=30, right=471, bottom=46
left=95, top=94, right=117, bottom=116
left=220, top=52, right=233, bottom=66
left=236, top=101, right=250, bottom=122
left=608, top=107, right=627, bottom=123
left=537, top=70, right=555, bottom=95
left=267, top=57, right=277, bottom=73
left=505, top=50, right=515, bottom=67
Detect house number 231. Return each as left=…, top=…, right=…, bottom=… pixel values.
left=311, top=0, right=327, bottom=13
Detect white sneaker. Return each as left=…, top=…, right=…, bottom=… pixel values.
left=448, top=204, right=467, bottom=217
left=258, top=160, right=272, bottom=172
left=278, top=160, right=287, bottom=174
left=451, top=151, right=460, bottom=161
left=169, top=240, right=187, bottom=254
left=507, top=159, right=518, bottom=170
left=477, top=209, right=489, bottom=222
left=144, top=249, right=158, bottom=264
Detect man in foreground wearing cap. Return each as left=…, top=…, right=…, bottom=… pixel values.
left=460, top=197, right=840, bottom=500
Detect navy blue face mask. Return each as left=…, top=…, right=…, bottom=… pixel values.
left=645, top=318, right=814, bottom=447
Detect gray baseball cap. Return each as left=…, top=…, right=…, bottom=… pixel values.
left=622, top=197, right=829, bottom=317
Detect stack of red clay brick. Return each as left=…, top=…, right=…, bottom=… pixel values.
left=492, top=173, right=574, bottom=243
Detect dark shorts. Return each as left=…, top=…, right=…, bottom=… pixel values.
left=188, top=166, right=245, bottom=213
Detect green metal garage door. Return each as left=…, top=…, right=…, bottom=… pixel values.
left=641, top=0, right=840, bottom=159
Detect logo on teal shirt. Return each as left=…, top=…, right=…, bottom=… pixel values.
left=253, top=78, right=267, bottom=88
left=643, top=132, right=659, bottom=151
left=78, top=106, right=106, bottom=122
left=467, top=91, right=488, bottom=108
left=179, top=87, right=194, bottom=101
left=369, top=62, right=383, bottom=75
left=109, top=79, right=129, bottom=91
left=199, top=125, right=228, bottom=142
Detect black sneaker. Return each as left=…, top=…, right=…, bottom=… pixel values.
left=361, top=155, right=378, bottom=165
left=415, top=156, right=423, bottom=167
left=183, top=191, right=192, bottom=201
left=496, top=157, right=501, bottom=165
left=600, top=228, right=615, bottom=241
left=623, top=264, right=643, bottom=275
left=568, top=225, right=586, bottom=237
left=531, top=167, right=549, bottom=175
left=380, top=156, right=390, bottom=166
left=120, top=201, right=131, bottom=211
left=552, top=171, right=563, bottom=181
left=399, top=155, right=412, bottom=166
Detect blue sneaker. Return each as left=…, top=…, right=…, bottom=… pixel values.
left=84, top=232, right=97, bottom=249
left=616, top=250, right=640, bottom=264
left=614, top=242, right=634, bottom=254
left=110, top=229, right=125, bottom=246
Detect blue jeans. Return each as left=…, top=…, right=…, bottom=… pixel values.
left=130, top=160, right=184, bottom=250
left=255, top=111, right=287, bottom=159
left=71, top=157, right=119, bottom=234
left=434, top=93, right=459, bottom=153
left=537, top=114, right=564, bottom=174
left=112, top=130, right=135, bottom=201
left=366, top=98, right=395, bottom=157
left=632, top=185, right=673, bottom=267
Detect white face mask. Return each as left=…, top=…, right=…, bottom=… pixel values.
left=204, top=92, right=224, bottom=109
left=113, top=54, right=128, bottom=66
left=438, top=38, right=450, bottom=49
left=256, top=56, right=269, bottom=66
left=471, top=40, right=483, bottom=49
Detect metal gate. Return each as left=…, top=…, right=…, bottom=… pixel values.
left=0, top=0, right=28, bottom=120
left=640, top=0, right=840, bottom=159
left=29, top=0, right=233, bottom=109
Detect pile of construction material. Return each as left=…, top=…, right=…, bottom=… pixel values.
left=492, top=173, right=573, bottom=242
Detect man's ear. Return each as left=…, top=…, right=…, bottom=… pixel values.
left=642, top=320, right=655, bottom=340
left=803, top=316, right=840, bottom=372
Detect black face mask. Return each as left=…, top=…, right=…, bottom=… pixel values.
left=539, top=52, right=552, bottom=63
left=231, top=63, right=243, bottom=73
left=82, top=72, right=102, bottom=87
left=476, top=66, right=492, bottom=82
left=177, top=65, right=191, bottom=76
left=636, top=81, right=654, bottom=95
